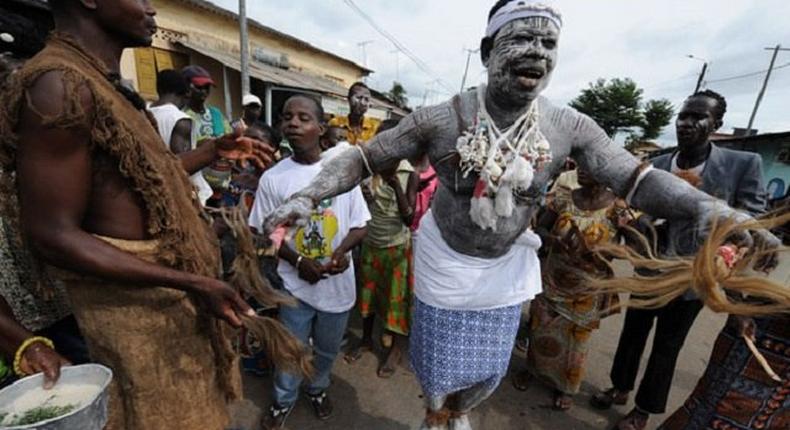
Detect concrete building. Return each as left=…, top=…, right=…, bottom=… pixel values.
left=124, top=0, right=409, bottom=124
left=1, top=0, right=409, bottom=124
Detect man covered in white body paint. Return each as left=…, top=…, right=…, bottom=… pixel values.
left=262, top=2, right=780, bottom=429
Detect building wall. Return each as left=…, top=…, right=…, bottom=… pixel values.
left=717, top=139, right=790, bottom=201
left=119, top=0, right=367, bottom=121
left=151, top=0, right=364, bottom=87
left=757, top=143, right=790, bottom=200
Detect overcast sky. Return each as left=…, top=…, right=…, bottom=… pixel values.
left=212, top=0, right=790, bottom=144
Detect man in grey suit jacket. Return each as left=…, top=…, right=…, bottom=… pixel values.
left=591, top=90, right=768, bottom=430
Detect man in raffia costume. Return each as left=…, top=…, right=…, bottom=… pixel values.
left=0, top=1, right=275, bottom=429
left=266, top=1, right=781, bottom=429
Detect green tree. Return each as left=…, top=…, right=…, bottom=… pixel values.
left=388, top=81, right=408, bottom=109
left=569, top=78, right=674, bottom=141
left=641, top=99, right=675, bottom=140
left=570, top=78, right=643, bottom=138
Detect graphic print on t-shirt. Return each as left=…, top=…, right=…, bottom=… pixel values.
left=295, top=198, right=338, bottom=262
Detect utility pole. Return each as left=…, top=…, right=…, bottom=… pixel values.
left=746, top=45, right=790, bottom=135
left=239, top=0, right=250, bottom=96
left=460, top=48, right=480, bottom=93
left=687, top=55, right=708, bottom=93
left=357, top=40, right=374, bottom=68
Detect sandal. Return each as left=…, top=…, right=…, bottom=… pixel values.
left=343, top=341, right=371, bottom=364
left=308, top=391, right=333, bottom=421
left=512, top=370, right=531, bottom=392
left=552, top=390, right=573, bottom=411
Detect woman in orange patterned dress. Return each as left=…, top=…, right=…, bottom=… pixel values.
left=514, top=169, right=633, bottom=410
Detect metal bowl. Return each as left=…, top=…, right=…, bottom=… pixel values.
left=0, top=364, right=112, bottom=430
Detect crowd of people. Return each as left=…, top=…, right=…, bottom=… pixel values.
left=0, top=1, right=787, bottom=430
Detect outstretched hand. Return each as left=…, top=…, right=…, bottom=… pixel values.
left=751, top=229, right=781, bottom=274
left=699, top=203, right=781, bottom=274
left=215, top=134, right=275, bottom=170
left=263, top=195, right=315, bottom=237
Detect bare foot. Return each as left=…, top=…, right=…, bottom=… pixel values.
left=344, top=339, right=372, bottom=364
left=377, top=344, right=402, bottom=378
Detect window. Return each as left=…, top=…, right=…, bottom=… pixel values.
left=133, top=48, right=189, bottom=99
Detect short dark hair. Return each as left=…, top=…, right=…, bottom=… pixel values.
left=689, top=89, right=727, bottom=122
left=283, top=94, right=325, bottom=121
left=348, top=82, right=369, bottom=99
left=249, top=121, right=281, bottom=144
left=156, top=69, right=188, bottom=96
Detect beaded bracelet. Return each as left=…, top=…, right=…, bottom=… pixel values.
left=13, top=336, right=55, bottom=377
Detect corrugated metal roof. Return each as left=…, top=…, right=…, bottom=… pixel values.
left=175, top=0, right=372, bottom=74
left=178, top=39, right=349, bottom=97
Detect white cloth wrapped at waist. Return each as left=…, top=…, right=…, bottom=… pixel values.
left=413, top=210, right=542, bottom=311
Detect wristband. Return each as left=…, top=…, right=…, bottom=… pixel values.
left=295, top=255, right=304, bottom=270
left=13, top=336, right=55, bottom=377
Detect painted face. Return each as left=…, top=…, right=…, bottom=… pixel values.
left=96, top=0, right=157, bottom=48
left=349, top=86, right=372, bottom=117
left=676, top=96, right=721, bottom=150
left=280, top=97, right=324, bottom=153
left=486, top=18, right=559, bottom=105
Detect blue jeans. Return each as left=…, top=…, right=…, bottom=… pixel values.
left=273, top=299, right=350, bottom=407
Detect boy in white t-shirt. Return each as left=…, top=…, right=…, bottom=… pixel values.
left=248, top=95, right=369, bottom=429
left=148, top=69, right=213, bottom=205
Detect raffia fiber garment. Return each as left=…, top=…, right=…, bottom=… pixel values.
left=0, top=34, right=240, bottom=430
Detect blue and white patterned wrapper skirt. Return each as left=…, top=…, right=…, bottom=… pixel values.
left=409, top=298, right=522, bottom=398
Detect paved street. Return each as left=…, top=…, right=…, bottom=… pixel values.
left=234, top=254, right=790, bottom=430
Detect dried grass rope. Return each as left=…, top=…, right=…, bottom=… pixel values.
left=588, top=210, right=790, bottom=316
left=210, top=201, right=314, bottom=379
left=587, top=210, right=790, bottom=381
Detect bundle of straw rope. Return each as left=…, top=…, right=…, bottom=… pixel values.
left=588, top=210, right=790, bottom=381
left=590, top=211, right=790, bottom=316
left=212, top=202, right=314, bottom=379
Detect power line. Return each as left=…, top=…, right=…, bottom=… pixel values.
left=642, top=72, right=699, bottom=90
left=706, top=61, right=790, bottom=84
left=342, top=0, right=455, bottom=94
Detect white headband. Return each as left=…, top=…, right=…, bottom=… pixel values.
left=486, top=1, right=563, bottom=38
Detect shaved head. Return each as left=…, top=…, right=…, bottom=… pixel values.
left=48, top=0, right=158, bottom=49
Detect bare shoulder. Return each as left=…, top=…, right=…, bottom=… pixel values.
left=20, top=69, right=95, bottom=130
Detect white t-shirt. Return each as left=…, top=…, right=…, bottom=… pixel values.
left=248, top=158, right=371, bottom=313
left=149, top=104, right=214, bottom=205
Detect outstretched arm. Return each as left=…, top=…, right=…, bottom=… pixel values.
left=568, top=111, right=779, bottom=270
left=265, top=106, right=444, bottom=232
